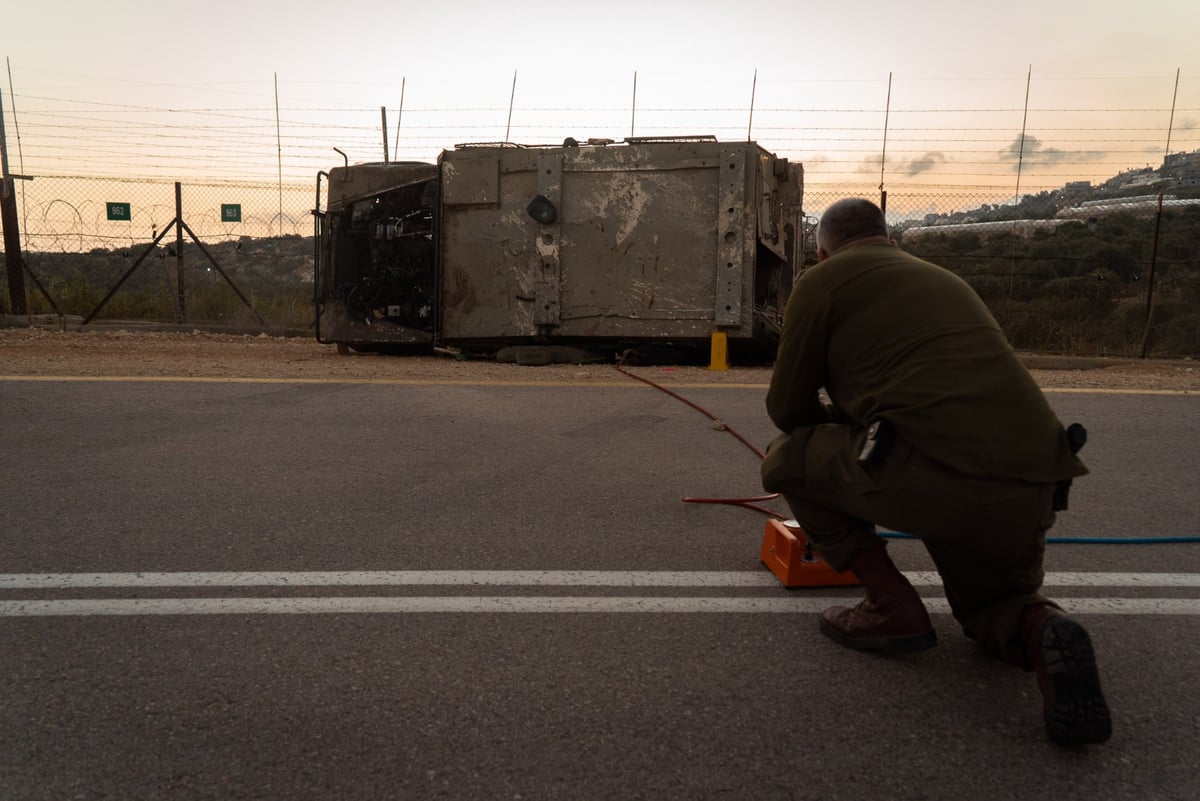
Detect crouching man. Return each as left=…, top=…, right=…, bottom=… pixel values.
left=761, top=197, right=1111, bottom=746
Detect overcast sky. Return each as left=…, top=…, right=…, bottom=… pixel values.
left=6, top=0, right=1194, bottom=86
left=3, top=0, right=1199, bottom=189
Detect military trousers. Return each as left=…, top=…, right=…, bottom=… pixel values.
left=761, top=422, right=1060, bottom=665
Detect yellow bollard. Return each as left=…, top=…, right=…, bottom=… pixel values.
left=708, top=331, right=729, bottom=371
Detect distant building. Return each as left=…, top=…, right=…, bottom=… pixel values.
left=1162, top=149, right=1200, bottom=170
left=1103, top=166, right=1156, bottom=191
left=906, top=152, right=1200, bottom=237
left=1162, top=149, right=1200, bottom=188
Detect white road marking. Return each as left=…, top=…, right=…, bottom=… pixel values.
left=907, top=571, right=1200, bottom=587
left=0, top=573, right=1195, bottom=618
left=4, top=572, right=1198, bottom=617
left=1042, top=387, right=1195, bottom=396
left=1, top=596, right=1198, bottom=617
left=3, top=570, right=1200, bottom=589
left=0, top=571, right=777, bottom=589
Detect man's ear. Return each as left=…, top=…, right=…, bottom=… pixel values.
left=816, top=246, right=829, bottom=262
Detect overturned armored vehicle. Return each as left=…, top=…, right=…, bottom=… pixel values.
left=313, top=136, right=804, bottom=358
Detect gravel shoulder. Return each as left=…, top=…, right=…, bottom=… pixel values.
left=1, top=326, right=1197, bottom=391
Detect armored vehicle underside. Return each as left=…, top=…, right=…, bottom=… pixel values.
left=314, top=139, right=803, bottom=359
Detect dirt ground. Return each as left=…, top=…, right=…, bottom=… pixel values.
left=1, top=325, right=1198, bottom=390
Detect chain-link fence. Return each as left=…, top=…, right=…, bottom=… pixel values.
left=3, top=169, right=1199, bottom=356
left=7, top=175, right=314, bottom=250
left=804, top=186, right=1200, bottom=358
left=2, top=175, right=317, bottom=329
left=3, top=68, right=1199, bottom=354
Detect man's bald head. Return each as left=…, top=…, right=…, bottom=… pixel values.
left=815, top=198, right=890, bottom=260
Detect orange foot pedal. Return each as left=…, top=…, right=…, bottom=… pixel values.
left=760, top=518, right=861, bottom=588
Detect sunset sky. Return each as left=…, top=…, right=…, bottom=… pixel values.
left=3, top=0, right=1199, bottom=194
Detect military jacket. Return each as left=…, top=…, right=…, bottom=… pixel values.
left=766, top=243, right=1087, bottom=482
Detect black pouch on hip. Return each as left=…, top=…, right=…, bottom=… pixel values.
left=857, top=419, right=895, bottom=464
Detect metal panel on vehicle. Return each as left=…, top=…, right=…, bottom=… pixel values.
left=555, top=155, right=717, bottom=338
left=438, top=141, right=766, bottom=342
left=715, top=147, right=747, bottom=327
left=534, top=153, right=562, bottom=326
left=439, top=150, right=538, bottom=340
left=442, top=157, right=499, bottom=206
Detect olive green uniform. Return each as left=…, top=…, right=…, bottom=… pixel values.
left=761, top=243, right=1087, bottom=663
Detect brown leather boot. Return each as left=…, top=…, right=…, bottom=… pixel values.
left=819, top=542, right=937, bottom=654
left=1022, top=604, right=1112, bottom=746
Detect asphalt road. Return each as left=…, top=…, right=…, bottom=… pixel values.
left=2, top=375, right=1198, bottom=800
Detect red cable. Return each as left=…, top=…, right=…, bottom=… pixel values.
left=680, top=497, right=787, bottom=519
left=614, top=364, right=782, bottom=517
left=614, top=364, right=767, bottom=458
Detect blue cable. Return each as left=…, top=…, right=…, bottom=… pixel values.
left=880, top=531, right=1200, bottom=544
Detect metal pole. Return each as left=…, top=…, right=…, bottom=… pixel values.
left=1, top=87, right=12, bottom=178
left=1009, top=65, right=1032, bottom=298
left=1138, top=68, right=1181, bottom=359
left=747, top=69, right=757, bottom=142
left=1013, top=66, right=1031, bottom=204
left=393, top=77, right=406, bottom=158
left=1162, top=67, right=1180, bottom=157
left=0, top=86, right=28, bottom=314
left=631, top=71, right=638, bottom=138
left=880, top=72, right=892, bottom=214
left=274, top=72, right=283, bottom=235
left=175, top=181, right=185, bottom=323
left=6, top=58, right=30, bottom=251
left=505, top=71, right=517, bottom=142
left=381, top=106, right=389, bottom=163
left=1138, top=192, right=1165, bottom=358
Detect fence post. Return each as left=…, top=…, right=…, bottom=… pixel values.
left=1, top=86, right=28, bottom=314
left=175, top=181, right=186, bottom=323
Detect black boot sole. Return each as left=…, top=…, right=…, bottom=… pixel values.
left=819, top=619, right=938, bottom=654
left=1040, top=616, right=1112, bottom=746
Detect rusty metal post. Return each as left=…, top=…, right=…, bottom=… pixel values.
left=1, top=181, right=26, bottom=315
left=381, top=106, right=389, bottom=163
left=174, top=181, right=185, bottom=323
left=1, top=86, right=28, bottom=314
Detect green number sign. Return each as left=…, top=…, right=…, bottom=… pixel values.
left=106, top=202, right=131, bottom=221
left=221, top=204, right=242, bottom=223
